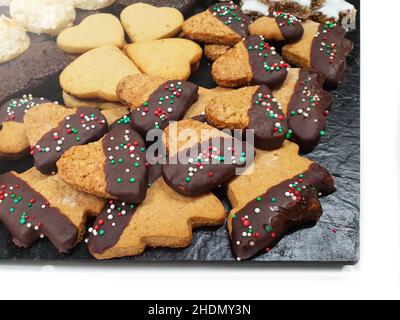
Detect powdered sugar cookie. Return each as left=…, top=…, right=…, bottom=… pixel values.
left=0, top=15, right=30, bottom=64
left=74, top=0, right=116, bottom=10
left=10, top=0, right=76, bottom=35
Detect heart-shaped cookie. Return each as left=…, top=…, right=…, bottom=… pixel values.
left=125, top=38, right=202, bottom=80
left=60, top=45, right=141, bottom=102
left=57, top=14, right=125, bottom=54
left=121, top=3, right=184, bottom=43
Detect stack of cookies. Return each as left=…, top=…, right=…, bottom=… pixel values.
left=0, top=0, right=355, bottom=261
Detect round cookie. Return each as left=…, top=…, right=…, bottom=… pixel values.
left=10, top=0, right=76, bottom=36
left=0, top=15, right=30, bottom=64
left=74, top=0, right=116, bottom=10
left=121, top=3, right=184, bottom=43
left=57, top=13, right=125, bottom=54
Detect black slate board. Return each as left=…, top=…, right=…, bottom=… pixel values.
left=0, top=0, right=360, bottom=263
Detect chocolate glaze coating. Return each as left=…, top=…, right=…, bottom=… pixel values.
left=310, top=22, right=353, bottom=88
left=111, top=0, right=197, bottom=17
left=131, top=81, right=199, bottom=137
left=246, top=35, right=289, bottom=90
left=32, top=108, right=108, bottom=174
left=230, top=163, right=335, bottom=260
left=247, top=85, right=287, bottom=150
left=0, top=97, right=50, bottom=124
left=103, top=121, right=149, bottom=203
left=163, top=137, right=253, bottom=196
left=0, top=172, right=78, bottom=253
left=275, top=12, right=304, bottom=44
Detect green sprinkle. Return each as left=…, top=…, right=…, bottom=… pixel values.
left=99, top=230, right=105, bottom=236
left=117, top=178, right=123, bottom=183
left=130, top=178, right=136, bottom=184
left=186, top=177, right=191, bottom=183
left=271, top=197, right=277, bottom=203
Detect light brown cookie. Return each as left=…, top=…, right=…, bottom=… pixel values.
left=212, top=35, right=289, bottom=89
left=57, top=13, right=125, bottom=54
left=0, top=96, right=51, bottom=160
left=205, top=85, right=288, bottom=150
left=87, top=177, right=226, bottom=259
left=125, top=39, right=202, bottom=80
left=182, top=1, right=250, bottom=46
left=24, top=103, right=128, bottom=174
left=204, top=44, right=230, bottom=62
left=57, top=116, right=149, bottom=203
left=0, top=168, right=104, bottom=253
left=62, top=91, right=126, bottom=110
left=60, top=45, right=141, bottom=102
left=282, top=20, right=353, bottom=88
left=121, top=3, right=184, bottom=43
left=226, top=141, right=335, bottom=260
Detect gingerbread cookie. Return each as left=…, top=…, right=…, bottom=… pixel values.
left=125, top=39, right=202, bottom=81
left=226, top=141, right=335, bottom=260
left=162, top=119, right=254, bottom=196
left=0, top=168, right=103, bottom=253
left=204, top=44, right=230, bottom=62
left=282, top=20, right=353, bottom=88
left=60, top=45, right=141, bottom=102
left=249, top=12, right=304, bottom=44
left=57, top=116, right=149, bottom=203
left=24, top=103, right=111, bottom=174
left=205, top=85, right=288, bottom=150
left=87, top=177, right=226, bottom=259
left=57, top=14, right=125, bottom=54
left=311, top=0, right=357, bottom=24
left=182, top=1, right=250, bottom=46
left=117, top=74, right=199, bottom=136
left=74, top=0, right=116, bottom=10
left=273, top=68, right=331, bottom=152
left=0, top=15, right=30, bottom=64
left=62, top=91, right=126, bottom=111
left=121, top=3, right=184, bottom=43
left=269, top=0, right=326, bottom=20
left=10, top=0, right=76, bottom=35
left=0, top=95, right=51, bottom=160
left=212, top=35, right=289, bottom=89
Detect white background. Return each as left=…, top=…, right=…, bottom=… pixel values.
left=1, top=0, right=400, bottom=300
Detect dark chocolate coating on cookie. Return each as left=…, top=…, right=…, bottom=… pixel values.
left=88, top=163, right=162, bottom=255
left=230, top=163, right=335, bottom=260
left=111, top=0, right=197, bottom=17
left=131, top=81, right=199, bottom=137
left=163, top=137, right=253, bottom=196
left=103, top=120, right=148, bottom=202
left=0, top=172, right=78, bottom=253
left=287, top=70, right=332, bottom=152
left=0, top=41, right=72, bottom=106
left=246, top=36, right=289, bottom=90
left=0, top=96, right=50, bottom=123
left=310, top=21, right=353, bottom=88
left=275, top=12, right=304, bottom=44
left=32, top=108, right=108, bottom=174
left=209, top=2, right=250, bottom=39
left=247, top=85, right=287, bottom=150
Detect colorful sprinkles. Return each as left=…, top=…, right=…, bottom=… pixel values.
left=315, top=21, right=339, bottom=64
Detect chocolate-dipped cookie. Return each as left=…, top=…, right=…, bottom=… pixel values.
left=249, top=11, right=304, bottom=44
left=205, top=85, right=288, bottom=150
left=273, top=68, right=332, bottom=152
left=182, top=1, right=250, bottom=46
left=24, top=103, right=111, bottom=174
left=282, top=20, right=353, bottom=88
left=227, top=141, right=335, bottom=260
left=0, top=168, right=103, bottom=253
left=0, top=95, right=51, bottom=160
left=57, top=116, right=149, bottom=203
left=111, top=0, right=197, bottom=17
left=117, top=74, right=199, bottom=136
left=162, top=119, right=254, bottom=196
left=212, top=35, right=289, bottom=89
